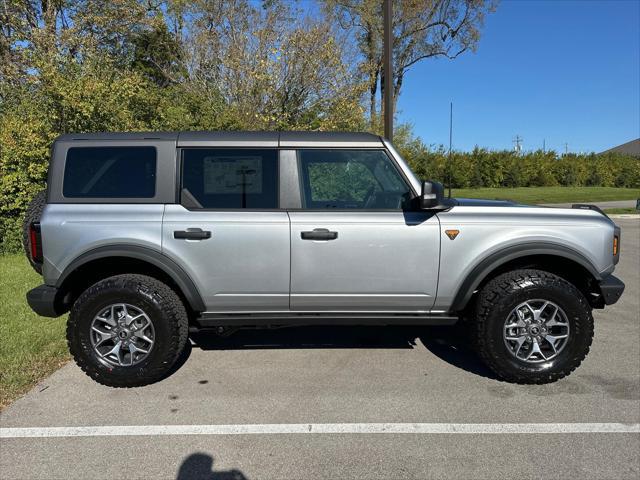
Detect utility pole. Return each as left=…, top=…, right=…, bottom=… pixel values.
left=383, top=0, right=393, bottom=142
left=513, top=135, right=523, bottom=154
left=542, top=138, right=546, bottom=153
left=563, top=142, right=569, bottom=155
left=448, top=102, right=453, bottom=198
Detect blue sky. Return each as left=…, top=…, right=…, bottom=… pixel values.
left=396, top=0, right=640, bottom=153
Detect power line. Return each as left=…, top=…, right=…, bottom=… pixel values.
left=513, top=135, right=523, bottom=154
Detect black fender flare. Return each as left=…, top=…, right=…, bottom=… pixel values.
left=56, top=245, right=206, bottom=312
left=449, top=242, right=602, bottom=312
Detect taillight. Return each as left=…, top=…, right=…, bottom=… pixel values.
left=29, top=223, right=43, bottom=263
left=613, top=236, right=619, bottom=256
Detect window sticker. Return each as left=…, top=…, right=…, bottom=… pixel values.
left=203, top=156, right=263, bottom=194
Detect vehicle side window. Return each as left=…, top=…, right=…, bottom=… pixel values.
left=181, top=149, right=278, bottom=209
left=298, top=149, right=412, bottom=209
left=63, top=147, right=156, bottom=198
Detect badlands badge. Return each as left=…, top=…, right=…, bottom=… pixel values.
left=445, top=229, right=460, bottom=240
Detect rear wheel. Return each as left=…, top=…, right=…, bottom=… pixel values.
left=67, top=274, right=189, bottom=387
left=474, top=269, right=593, bottom=384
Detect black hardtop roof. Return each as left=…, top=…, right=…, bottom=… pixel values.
left=55, top=131, right=384, bottom=147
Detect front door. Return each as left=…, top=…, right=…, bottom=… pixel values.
left=162, top=148, right=290, bottom=312
left=289, top=149, right=440, bottom=312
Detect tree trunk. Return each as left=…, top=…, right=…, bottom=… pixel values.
left=369, top=67, right=379, bottom=129
left=392, top=71, right=404, bottom=116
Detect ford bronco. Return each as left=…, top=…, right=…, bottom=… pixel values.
left=24, top=131, right=625, bottom=387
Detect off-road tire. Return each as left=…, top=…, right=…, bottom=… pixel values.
left=474, top=269, right=593, bottom=384
left=22, top=190, right=47, bottom=274
left=67, top=274, right=189, bottom=387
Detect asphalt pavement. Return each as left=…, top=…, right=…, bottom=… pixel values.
left=1, top=219, right=638, bottom=480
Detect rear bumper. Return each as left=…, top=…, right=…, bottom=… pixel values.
left=26, top=285, right=65, bottom=317
left=598, top=275, right=625, bottom=305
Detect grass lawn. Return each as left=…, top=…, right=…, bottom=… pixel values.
left=0, top=254, right=69, bottom=410
left=451, top=186, right=640, bottom=204
left=602, top=207, right=639, bottom=215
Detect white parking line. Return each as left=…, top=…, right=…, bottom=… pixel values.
left=1, top=423, right=639, bottom=438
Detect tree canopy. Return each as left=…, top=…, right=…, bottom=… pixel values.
left=2, top=0, right=549, bottom=254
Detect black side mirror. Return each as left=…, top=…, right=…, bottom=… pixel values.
left=419, top=180, right=444, bottom=209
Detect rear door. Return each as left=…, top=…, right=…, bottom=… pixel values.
left=162, top=148, right=290, bottom=312
left=289, top=149, right=440, bottom=312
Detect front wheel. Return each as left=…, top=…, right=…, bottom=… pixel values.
left=67, top=274, right=189, bottom=387
left=474, top=269, right=594, bottom=384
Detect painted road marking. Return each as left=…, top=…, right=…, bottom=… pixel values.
left=1, top=423, right=639, bottom=438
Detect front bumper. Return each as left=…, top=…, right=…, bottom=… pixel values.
left=598, top=275, right=625, bottom=305
left=26, top=285, right=66, bottom=317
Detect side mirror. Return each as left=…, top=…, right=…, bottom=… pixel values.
left=419, top=180, right=444, bottom=209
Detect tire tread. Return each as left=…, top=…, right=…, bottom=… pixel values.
left=475, top=268, right=594, bottom=384
left=67, top=274, right=188, bottom=388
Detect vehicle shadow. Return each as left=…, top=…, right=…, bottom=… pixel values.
left=176, top=453, right=247, bottom=480
left=415, top=325, right=498, bottom=380
left=189, top=325, right=497, bottom=380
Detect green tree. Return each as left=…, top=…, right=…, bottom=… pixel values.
left=324, top=0, right=497, bottom=126
left=131, top=23, right=184, bottom=87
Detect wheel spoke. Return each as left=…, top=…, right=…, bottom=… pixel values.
left=92, top=326, right=114, bottom=347
left=97, top=314, right=115, bottom=327
left=544, top=334, right=567, bottom=347
left=110, top=304, right=123, bottom=325
left=505, top=315, right=526, bottom=330
left=533, top=301, right=550, bottom=321
left=133, top=331, right=153, bottom=344
left=512, top=336, right=527, bottom=357
left=543, top=335, right=557, bottom=353
left=104, top=341, right=124, bottom=366
left=505, top=335, right=526, bottom=342
left=544, top=304, right=560, bottom=325
left=133, top=315, right=150, bottom=329
left=126, top=313, right=145, bottom=326
left=525, top=338, right=546, bottom=361
left=545, top=314, right=566, bottom=328
left=516, top=309, right=528, bottom=326
left=128, top=342, right=149, bottom=355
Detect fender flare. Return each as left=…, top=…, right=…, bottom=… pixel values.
left=56, top=244, right=206, bottom=312
left=449, top=242, right=602, bottom=312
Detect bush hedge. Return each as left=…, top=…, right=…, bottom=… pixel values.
left=1, top=131, right=639, bottom=254
left=403, top=146, right=640, bottom=190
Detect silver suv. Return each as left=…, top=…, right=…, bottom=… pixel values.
left=24, top=131, right=625, bottom=387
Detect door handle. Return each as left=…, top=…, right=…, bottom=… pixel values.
left=301, top=228, right=338, bottom=241
left=174, top=228, right=211, bottom=240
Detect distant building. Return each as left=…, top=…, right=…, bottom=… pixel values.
left=600, top=138, right=640, bottom=156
